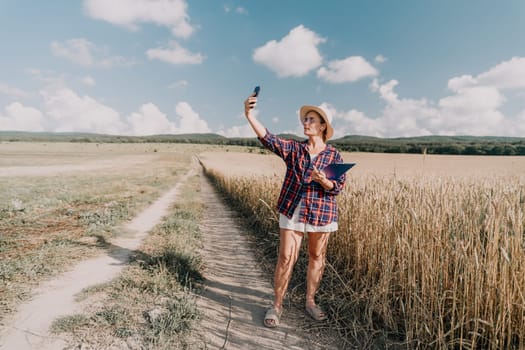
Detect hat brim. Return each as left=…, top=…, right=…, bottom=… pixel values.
left=299, top=105, right=334, bottom=140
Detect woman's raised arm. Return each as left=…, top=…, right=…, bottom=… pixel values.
left=244, top=93, right=267, bottom=139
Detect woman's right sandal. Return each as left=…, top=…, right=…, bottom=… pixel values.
left=264, top=307, right=282, bottom=328
left=305, top=305, right=327, bottom=321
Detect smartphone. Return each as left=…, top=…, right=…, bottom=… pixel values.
left=253, top=86, right=260, bottom=97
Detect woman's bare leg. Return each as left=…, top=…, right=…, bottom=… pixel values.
left=305, top=232, right=331, bottom=309
left=272, top=228, right=303, bottom=312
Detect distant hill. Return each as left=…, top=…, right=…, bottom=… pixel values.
left=141, top=133, right=229, bottom=143
left=0, top=131, right=229, bottom=144
left=330, top=134, right=525, bottom=155
left=1, top=131, right=524, bottom=155
left=332, top=134, right=525, bottom=144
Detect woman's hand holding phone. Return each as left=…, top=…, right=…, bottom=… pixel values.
left=243, top=85, right=266, bottom=138
left=244, top=86, right=260, bottom=116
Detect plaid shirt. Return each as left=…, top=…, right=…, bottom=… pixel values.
left=259, top=129, right=346, bottom=226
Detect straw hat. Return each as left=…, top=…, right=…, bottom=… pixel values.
left=299, top=105, right=334, bottom=140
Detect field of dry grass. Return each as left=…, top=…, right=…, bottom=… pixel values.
left=200, top=150, right=525, bottom=349
left=0, top=142, right=206, bottom=324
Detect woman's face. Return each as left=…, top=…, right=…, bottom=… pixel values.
left=301, top=111, right=325, bottom=139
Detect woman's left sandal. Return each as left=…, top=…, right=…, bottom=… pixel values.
left=305, top=305, right=327, bottom=321
left=264, top=307, right=282, bottom=328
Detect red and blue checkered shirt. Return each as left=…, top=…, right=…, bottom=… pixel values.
left=259, top=130, right=346, bottom=226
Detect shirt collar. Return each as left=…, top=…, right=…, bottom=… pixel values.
left=301, top=139, right=331, bottom=155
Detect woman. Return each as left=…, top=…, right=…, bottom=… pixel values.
left=244, top=92, right=346, bottom=328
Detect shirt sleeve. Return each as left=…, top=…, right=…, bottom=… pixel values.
left=258, top=128, right=296, bottom=160
left=324, top=150, right=346, bottom=195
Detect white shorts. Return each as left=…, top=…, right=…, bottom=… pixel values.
left=279, top=201, right=338, bottom=233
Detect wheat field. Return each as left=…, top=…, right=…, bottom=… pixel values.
left=200, top=150, right=525, bottom=349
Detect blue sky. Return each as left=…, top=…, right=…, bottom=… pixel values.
left=1, top=0, right=525, bottom=138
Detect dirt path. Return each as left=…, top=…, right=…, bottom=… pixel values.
left=0, top=168, right=195, bottom=350
left=195, top=175, right=340, bottom=349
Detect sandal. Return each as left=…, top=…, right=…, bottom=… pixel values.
left=305, top=305, right=327, bottom=321
left=264, top=307, right=282, bottom=328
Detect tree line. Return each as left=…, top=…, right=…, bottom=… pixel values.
left=226, top=138, right=525, bottom=156
left=2, top=131, right=525, bottom=155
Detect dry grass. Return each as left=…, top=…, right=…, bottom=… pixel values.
left=201, top=151, right=525, bottom=349
left=0, top=143, right=200, bottom=324
left=51, top=174, right=205, bottom=349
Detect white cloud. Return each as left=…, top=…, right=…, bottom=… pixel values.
left=333, top=76, right=511, bottom=138
left=51, top=38, right=133, bottom=68
left=476, top=56, right=525, bottom=89
left=330, top=79, right=438, bottom=138
left=174, top=101, right=210, bottom=133
left=235, top=6, right=248, bottom=15
left=51, top=39, right=93, bottom=66
left=26, top=68, right=68, bottom=87
left=81, top=76, right=96, bottom=86
left=375, top=55, right=387, bottom=63
left=1, top=86, right=131, bottom=134
left=333, top=108, right=384, bottom=138
left=0, top=82, right=215, bottom=136
left=218, top=123, right=255, bottom=138
left=0, top=102, right=46, bottom=132
left=516, top=110, right=525, bottom=135
left=224, top=5, right=247, bottom=14
left=168, top=80, right=188, bottom=88
left=0, top=83, right=30, bottom=99
left=321, top=58, right=525, bottom=138
left=439, top=56, right=525, bottom=135
left=447, top=75, right=477, bottom=92
left=253, top=25, right=325, bottom=77
left=317, top=56, right=378, bottom=83
left=83, top=0, right=194, bottom=39
left=342, top=56, right=525, bottom=138
left=378, top=93, right=438, bottom=137
left=439, top=86, right=505, bottom=111
left=371, top=79, right=505, bottom=137
left=438, top=86, right=506, bottom=135
left=370, top=78, right=399, bottom=104
left=147, top=41, right=204, bottom=64
left=218, top=110, right=260, bottom=137
left=127, top=103, right=177, bottom=135
left=41, top=87, right=127, bottom=135
left=439, top=57, right=525, bottom=136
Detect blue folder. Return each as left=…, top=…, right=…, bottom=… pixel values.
left=322, top=163, right=356, bottom=179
